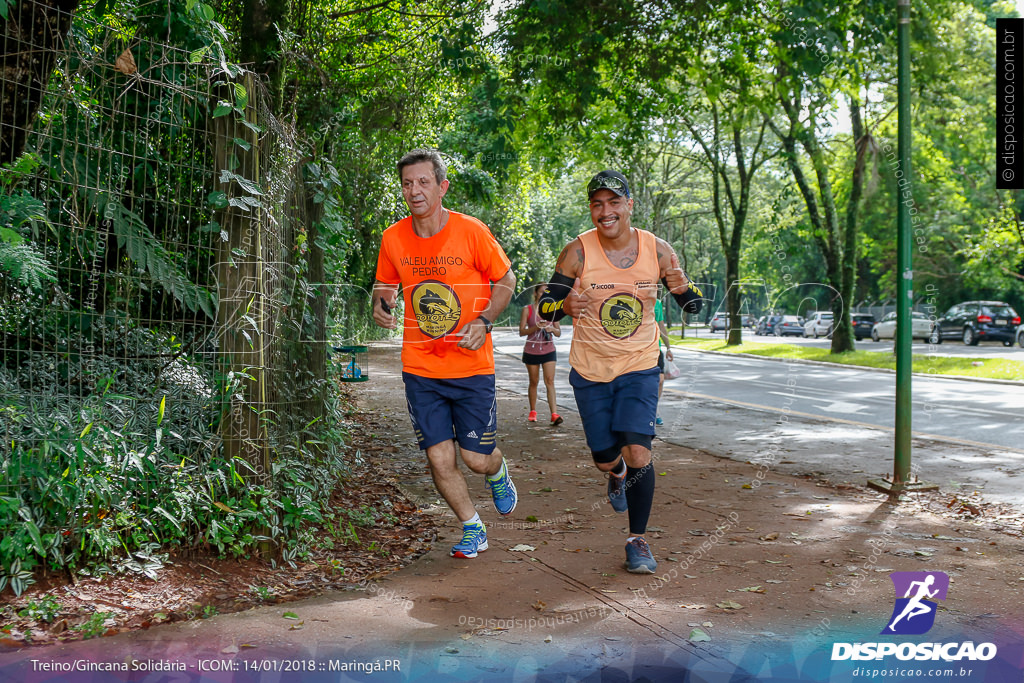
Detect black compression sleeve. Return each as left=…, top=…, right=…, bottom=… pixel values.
left=538, top=272, right=575, bottom=321
left=663, top=277, right=704, bottom=314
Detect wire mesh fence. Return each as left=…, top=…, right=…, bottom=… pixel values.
left=1, top=0, right=338, bottom=593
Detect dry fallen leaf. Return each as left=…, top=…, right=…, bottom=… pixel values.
left=510, top=544, right=536, bottom=552
left=221, top=645, right=239, bottom=655
left=739, top=586, right=766, bottom=593
left=716, top=600, right=743, bottom=610
left=679, top=604, right=706, bottom=610
left=689, top=628, right=711, bottom=642
left=114, top=48, right=138, bottom=75
left=760, top=532, right=779, bottom=541
left=531, top=600, right=546, bottom=612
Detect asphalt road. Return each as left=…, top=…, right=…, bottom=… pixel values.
left=491, top=327, right=1024, bottom=510
left=692, top=327, right=1024, bottom=359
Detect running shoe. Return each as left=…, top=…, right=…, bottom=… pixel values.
left=655, top=415, right=664, bottom=426
left=487, top=460, right=518, bottom=515
left=528, top=410, right=537, bottom=422
left=624, top=537, right=657, bottom=574
left=450, top=523, right=488, bottom=558
left=607, top=468, right=628, bottom=512
left=550, top=413, right=563, bottom=426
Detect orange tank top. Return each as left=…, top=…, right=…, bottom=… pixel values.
left=569, top=228, right=661, bottom=382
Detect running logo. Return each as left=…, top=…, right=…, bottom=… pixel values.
left=598, top=293, right=643, bottom=338
left=411, top=281, right=461, bottom=338
left=882, top=571, right=949, bottom=635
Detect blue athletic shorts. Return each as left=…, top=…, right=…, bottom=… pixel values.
left=569, top=366, right=660, bottom=458
left=403, top=373, right=498, bottom=454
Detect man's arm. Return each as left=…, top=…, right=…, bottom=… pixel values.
left=456, top=268, right=517, bottom=350
left=656, top=238, right=703, bottom=314
left=538, top=238, right=586, bottom=321
left=372, top=280, right=400, bottom=329
left=657, top=318, right=674, bottom=360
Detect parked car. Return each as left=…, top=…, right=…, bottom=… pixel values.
left=851, top=313, right=876, bottom=341
left=709, top=313, right=729, bottom=332
left=929, top=301, right=1020, bottom=346
left=802, top=311, right=834, bottom=338
left=757, top=314, right=784, bottom=336
left=871, top=311, right=935, bottom=342
left=742, top=314, right=756, bottom=329
left=1018, top=324, right=1024, bottom=348
left=773, top=315, right=805, bottom=336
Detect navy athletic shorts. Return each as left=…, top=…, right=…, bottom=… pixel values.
left=403, top=373, right=498, bottom=454
left=569, top=366, right=660, bottom=457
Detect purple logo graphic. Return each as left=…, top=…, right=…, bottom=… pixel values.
left=881, top=571, right=950, bottom=635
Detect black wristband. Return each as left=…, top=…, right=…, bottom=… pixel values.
left=477, top=315, right=493, bottom=333
left=538, top=272, right=576, bottom=322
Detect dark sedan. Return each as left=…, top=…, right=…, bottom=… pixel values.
left=773, top=315, right=806, bottom=337
left=851, top=313, right=876, bottom=341
left=929, top=301, right=1020, bottom=346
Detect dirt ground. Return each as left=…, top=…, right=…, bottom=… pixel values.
left=1, top=339, right=1023, bottom=680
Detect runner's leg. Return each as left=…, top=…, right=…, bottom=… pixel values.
left=527, top=363, right=540, bottom=412
left=461, top=446, right=504, bottom=478
left=622, top=443, right=654, bottom=535
left=426, top=440, right=477, bottom=522
left=541, top=360, right=558, bottom=416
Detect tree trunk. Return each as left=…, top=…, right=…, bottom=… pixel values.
left=238, top=0, right=291, bottom=115
left=831, top=94, right=869, bottom=354
left=1, top=0, right=81, bottom=165
left=212, top=74, right=270, bottom=489
left=300, top=181, right=327, bottom=424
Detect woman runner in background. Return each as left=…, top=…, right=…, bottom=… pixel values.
left=520, top=285, right=563, bottom=425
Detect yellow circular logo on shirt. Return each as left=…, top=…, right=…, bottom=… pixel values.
left=599, top=293, right=643, bottom=338
left=411, top=281, right=461, bottom=339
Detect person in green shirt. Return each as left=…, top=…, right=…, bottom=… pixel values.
left=654, top=298, right=674, bottom=426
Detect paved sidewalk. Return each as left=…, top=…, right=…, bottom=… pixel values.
left=1, top=341, right=1022, bottom=682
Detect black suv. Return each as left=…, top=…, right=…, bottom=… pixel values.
left=851, top=313, right=876, bottom=341
left=929, top=301, right=1020, bottom=346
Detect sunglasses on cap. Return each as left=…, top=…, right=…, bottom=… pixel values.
left=587, top=175, right=628, bottom=197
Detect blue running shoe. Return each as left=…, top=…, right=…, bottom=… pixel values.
left=624, top=537, right=657, bottom=574
left=655, top=415, right=664, bottom=426
left=450, top=524, right=488, bottom=558
left=607, top=469, right=628, bottom=512
left=487, top=460, right=518, bottom=516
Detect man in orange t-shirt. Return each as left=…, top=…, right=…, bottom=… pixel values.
left=372, top=148, right=518, bottom=560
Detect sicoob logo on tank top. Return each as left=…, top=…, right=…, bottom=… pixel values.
left=599, top=293, right=643, bottom=338
left=411, top=281, right=461, bottom=338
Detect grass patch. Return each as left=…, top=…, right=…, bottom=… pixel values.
left=669, top=337, right=1024, bottom=381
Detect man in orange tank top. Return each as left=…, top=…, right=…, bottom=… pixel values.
left=372, top=149, right=518, bottom=560
left=537, top=170, right=703, bottom=574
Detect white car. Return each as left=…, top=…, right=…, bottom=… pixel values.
left=802, top=311, right=834, bottom=338
left=871, top=311, right=934, bottom=342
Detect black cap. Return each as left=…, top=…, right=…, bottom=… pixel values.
left=587, top=170, right=631, bottom=199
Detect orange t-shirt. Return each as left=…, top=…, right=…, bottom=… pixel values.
left=375, top=211, right=511, bottom=379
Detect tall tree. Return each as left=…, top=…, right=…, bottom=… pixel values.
left=1, top=0, right=81, bottom=165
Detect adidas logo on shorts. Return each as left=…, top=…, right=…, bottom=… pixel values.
left=467, top=430, right=478, bottom=439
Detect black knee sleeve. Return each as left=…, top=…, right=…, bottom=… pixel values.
left=621, top=432, right=652, bottom=451
left=592, top=444, right=622, bottom=464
